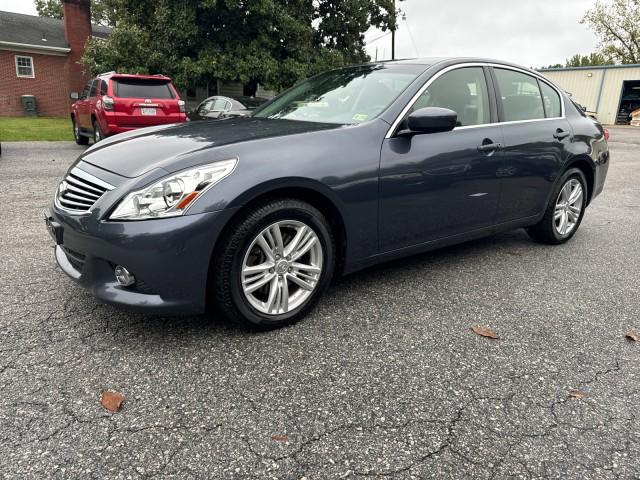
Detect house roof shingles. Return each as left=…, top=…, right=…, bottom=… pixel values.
left=0, top=10, right=110, bottom=51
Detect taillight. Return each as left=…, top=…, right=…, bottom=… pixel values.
left=604, top=128, right=610, bottom=141
left=102, top=95, right=114, bottom=111
left=178, top=100, right=186, bottom=113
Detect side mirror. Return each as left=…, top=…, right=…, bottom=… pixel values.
left=70, top=92, right=79, bottom=100
left=204, top=111, right=222, bottom=119
left=401, top=107, right=457, bottom=135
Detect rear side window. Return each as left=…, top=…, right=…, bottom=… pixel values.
left=114, top=79, right=174, bottom=99
left=411, top=67, right=491, bottom=127
left=89, top=80, right=98, bottom=97
left=100, top=80, right=108, bottom=96
left=539, top=81, right=562, bottom=118
left=494, top=69, right=544, bottom=122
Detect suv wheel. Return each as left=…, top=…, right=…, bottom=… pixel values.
left=527, top=168, right=587, bottom=244
left=93, top=120, right=104, bottom=143
left=72, top=118, right=88, bottom=145
left=212, top=198, right=336, bottom=330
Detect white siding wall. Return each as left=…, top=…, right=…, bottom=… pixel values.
left=219, top=81, right=243, bottom=98
left=218, top=82, right=276, bottom=99
left=596, top=67, right=640, bottom=125
left=540, top=69, right=604, bottom=112
left=541, top=67, right=640, bottom=125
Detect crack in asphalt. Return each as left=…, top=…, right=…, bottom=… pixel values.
left=1, top=138, right=640, bottom=478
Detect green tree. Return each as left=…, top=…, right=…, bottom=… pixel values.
left=35, top=0, right=117, bottom=25
left=81, top=0, right=396, bottom=92
left=34, top=0, right=63, bottom=19
left=565, top=52, right=613, bottom=67
left=582, top=0, right=640, bottom=64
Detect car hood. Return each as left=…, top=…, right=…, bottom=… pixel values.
left=80, top=118, right=341, bottom=178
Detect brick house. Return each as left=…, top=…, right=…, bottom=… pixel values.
left=0, top=0, right=109, bottom=117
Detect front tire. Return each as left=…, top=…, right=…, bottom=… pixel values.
left=527, top=168, right=587, bottom=244
left=93, top=120, right=104, bottom=144
left=72, top=118, right=88, bottom=145
left=212, top=198, right=336, bottom=330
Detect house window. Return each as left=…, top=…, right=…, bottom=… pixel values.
left=15, top=56, right=34, bottom=78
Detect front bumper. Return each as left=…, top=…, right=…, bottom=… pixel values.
left=46, top=206, right=236, bottom=315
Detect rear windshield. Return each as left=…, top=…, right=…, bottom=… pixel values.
left=113, top=79, right=174, bottom=99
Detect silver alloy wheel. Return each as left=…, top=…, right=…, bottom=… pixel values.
left=94, top=125, right=101, bottom=142
left=73, top=121, right=79, bottom=140
left=241, top=220, right=323, bottom=315
left=554, top=178, right=583, bottom=236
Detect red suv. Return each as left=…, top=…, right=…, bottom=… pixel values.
left=70, top=73, right=186, bottom=145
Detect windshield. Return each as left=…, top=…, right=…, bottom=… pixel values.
left=253, top=64, right=424, bottom=125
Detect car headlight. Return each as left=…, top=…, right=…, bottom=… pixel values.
left=109, top=159, right=237, bottom=220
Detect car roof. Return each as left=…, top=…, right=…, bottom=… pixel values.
left=98, top=73, right=173, bottom=82
left=199, top=95, right=266, bottom=109
left=371, top=57, right=540, bottom=75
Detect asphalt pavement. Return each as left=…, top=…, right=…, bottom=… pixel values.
left=0, top=128, right=638, bottom=479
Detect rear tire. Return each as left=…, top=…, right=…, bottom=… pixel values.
left=526, top=168, right=587, bottom=245
left=212, top=198, right=336, bottom=330
left=72, top=118, right=88, bottom=145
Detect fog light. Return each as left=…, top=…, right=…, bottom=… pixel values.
left=114, top=265, right=136, bottom=287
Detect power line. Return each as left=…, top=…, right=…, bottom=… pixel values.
left=366, top=31, right=392, bottom=44
left=404, top=20, right=419, bottom=57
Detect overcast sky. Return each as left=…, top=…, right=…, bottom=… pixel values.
left=365, top=0, right=599, bottom=68
left=2, top=0, right=599, bottom=68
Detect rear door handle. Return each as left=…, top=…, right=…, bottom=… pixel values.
left=553, top=130, right=571, bottom=140
left=477, top=142, right=503, bottom=152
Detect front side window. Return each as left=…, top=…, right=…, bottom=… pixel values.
left=89, top=80, right=98, bottom=97
left=211, top=98, right=231, bottom=111
left=81, top=81, right=92, bottom=99
left=15, top=56, right=34, bottom=78
left=198, top=98, right=229, bottom=114
left=99, top=80, right=108, bottom=96
left=494, top=69, right=545, bottom=122
left=539, top=81, right=562, bottom=118
left=253, top=65, right=423, bottom=125
left=198, top=100, right=215, bottom=114
left=411, top=67, right=491, bottom=127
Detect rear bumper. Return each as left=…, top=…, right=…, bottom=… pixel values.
left=592, top=147, right=610, bottom=201
left=101, top=113, right=187, bottom=136
left=104, top=121, right=186, bottom=136
left=46, top=206, right=237, bottom=315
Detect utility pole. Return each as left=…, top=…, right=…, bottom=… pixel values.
left=392, top=29, right=395, bottom=60
left=391, top=0, right=405, bottom=60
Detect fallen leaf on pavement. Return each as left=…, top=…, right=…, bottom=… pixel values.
left=271, top=434, right=289, bottom=442
left=568, top=389, right=588, bottom=399
left=471, top=326, right=499, bottom=339
left=626, top=331, right=639, bottom=342
left=100, top=390, right=125, bottom=412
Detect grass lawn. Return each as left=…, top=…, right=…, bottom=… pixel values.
left=0, top=117, right=73, bottom=142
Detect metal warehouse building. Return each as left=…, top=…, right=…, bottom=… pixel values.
left=539, top=64, right=640, bottom=125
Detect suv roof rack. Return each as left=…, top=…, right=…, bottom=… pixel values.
left=98, top=71, right=116, bottom=77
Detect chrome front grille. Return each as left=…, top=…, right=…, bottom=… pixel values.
left=56, top=167, right=114, bottom=213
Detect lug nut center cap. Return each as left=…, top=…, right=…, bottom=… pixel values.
left=275, top=260, right=289, bottom=274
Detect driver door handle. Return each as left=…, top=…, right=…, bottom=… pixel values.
left=477, top=142, right=503, bottom=152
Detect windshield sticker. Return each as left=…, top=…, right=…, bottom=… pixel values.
left=352, top=113, right=369, bottom=122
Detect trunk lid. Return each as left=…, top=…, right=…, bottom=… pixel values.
left=111, top=77, right=182, bottom=127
